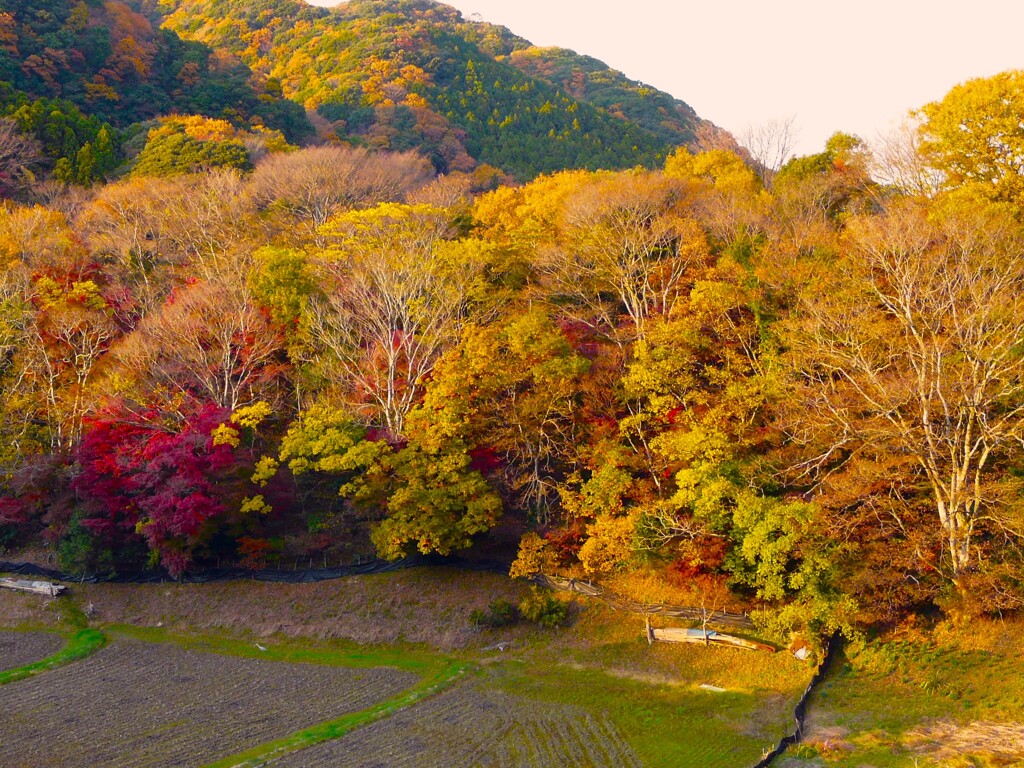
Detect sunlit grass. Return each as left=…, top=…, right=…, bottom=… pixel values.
left=784, top=617, right=1024, bottom=767
left=108, top=623, right=456, bottom=676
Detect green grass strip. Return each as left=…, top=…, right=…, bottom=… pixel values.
left=202, top=659, right=471, bottom=768
left=0, top=628, right=107, bottom=686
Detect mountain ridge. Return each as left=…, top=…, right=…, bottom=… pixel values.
left=141, top=0, right=710, bottom=177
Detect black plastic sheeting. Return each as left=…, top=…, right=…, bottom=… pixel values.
left=749, top=633, right=840, bottom=768
left=0, top=553, right=511, bottom=585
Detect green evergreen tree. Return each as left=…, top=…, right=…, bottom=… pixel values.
left=75, top=142, right=95, bottom=185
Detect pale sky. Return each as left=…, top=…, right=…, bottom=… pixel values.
left=304, top=0, right=1024, bottom=157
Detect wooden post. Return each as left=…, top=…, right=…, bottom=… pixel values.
left=645, top=614, right=653, bottom=645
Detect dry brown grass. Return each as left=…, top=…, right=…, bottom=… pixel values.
left=0, top=590, right=63, bottom=629
left=905, top=720, right=1024, bottom=762
left=0, top=567, right=807, bottom=694
left=49, top=567, right=532, bottom=650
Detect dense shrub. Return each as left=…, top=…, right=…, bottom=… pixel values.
left=518, top=588, right=569, bottom=628
left=470, top=598, right=520, bottom=628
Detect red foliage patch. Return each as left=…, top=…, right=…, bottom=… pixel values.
left=468, top=445, right=501, bottom=475
left=667, top=535, right=729, bottom=582
left=544, top=523, right=586, bottom=565
left=72, top=400, right=258, bottom=576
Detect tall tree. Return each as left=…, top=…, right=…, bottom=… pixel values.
left=783, top=200, right=1024, bottom=583
left=918, top=70, right=1024, bottom=210
left=0, top=117, right=40, bottom=196
left=248, top=146, right=433, bottom=247
left=114, top=272, right=283, bottom=412
left=740, top=116, right=797, bottom=188
left=78, top=176, right=183, bottom=316
left=312, top=203, right=481, bottom=437
left=25, top=280, right=118, bottom=450
left=542, top=171, right=710, bottom=343
left=419, top=310, right=591, bottom=519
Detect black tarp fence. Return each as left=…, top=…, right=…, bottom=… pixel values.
left=0, top=553, right=511, bottom=584
left=748, top=633, right=839, bottom=768
left=2, top=559, right=759, bottom=631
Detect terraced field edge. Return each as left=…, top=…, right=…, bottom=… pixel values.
left=202, top=660, right=472, bottom=768
left=0, top=629, right=107, bottom=686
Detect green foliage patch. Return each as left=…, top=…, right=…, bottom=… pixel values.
left=470, top=598, right=519, bottom=628
left=518, top=587, right=569, bottom=628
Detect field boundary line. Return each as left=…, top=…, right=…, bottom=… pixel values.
left=201, top=659, right=472, bottom=768
left=748, top=633, right=840, bottom=768
left=0, top=628, right=107, bottom=687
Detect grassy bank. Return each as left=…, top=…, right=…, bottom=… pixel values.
left=784, top=618, right=1024, bottom=767
left=0, top=628, right=106, bottom=686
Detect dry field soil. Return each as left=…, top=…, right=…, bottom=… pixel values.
left=0, top=640, right=415, bottom=768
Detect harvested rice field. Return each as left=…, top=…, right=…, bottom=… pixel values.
left=0, top=640, right=417, bottom=768
left=0, top=630, right=64, bottom=672
left=271, top=682, right=643, bottom=768
left=0, top=572, right=821, bottom=767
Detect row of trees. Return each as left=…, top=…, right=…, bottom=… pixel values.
left=2, top=71, right=1024, bottom=636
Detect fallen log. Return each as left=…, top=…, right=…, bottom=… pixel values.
left=0, top=578, right=66, bottom=597
left=652, top=627, right=775, bottom=653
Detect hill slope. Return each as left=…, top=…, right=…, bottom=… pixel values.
left=452, top=17, right=701, bottom=147
left=143, top=0, right=708, bottom=178
left=0, top=0, right=310, bottom=139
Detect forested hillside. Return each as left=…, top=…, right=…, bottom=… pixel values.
left=0, top=0, right=310, bottom=184
left=0, top=0, right=1023, bottom=644
left=144, top=0, right=705, bottom=177
left=0, top=0, right=310, bottom=130
left=504, top=47, right=699, bottom=147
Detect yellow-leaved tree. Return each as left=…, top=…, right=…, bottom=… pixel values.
left=312, top=203, right=485, bottom=438
left=918, top=70, right=1024, bottom=211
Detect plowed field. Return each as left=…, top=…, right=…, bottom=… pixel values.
left=1, top=640, right=416, bottom=768
left=0, top=631, right=64, bottom=672
left=271, top=682, right=643, bottom=768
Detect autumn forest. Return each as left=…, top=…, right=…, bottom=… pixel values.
left=2, top=0, right=1024, bottom=643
